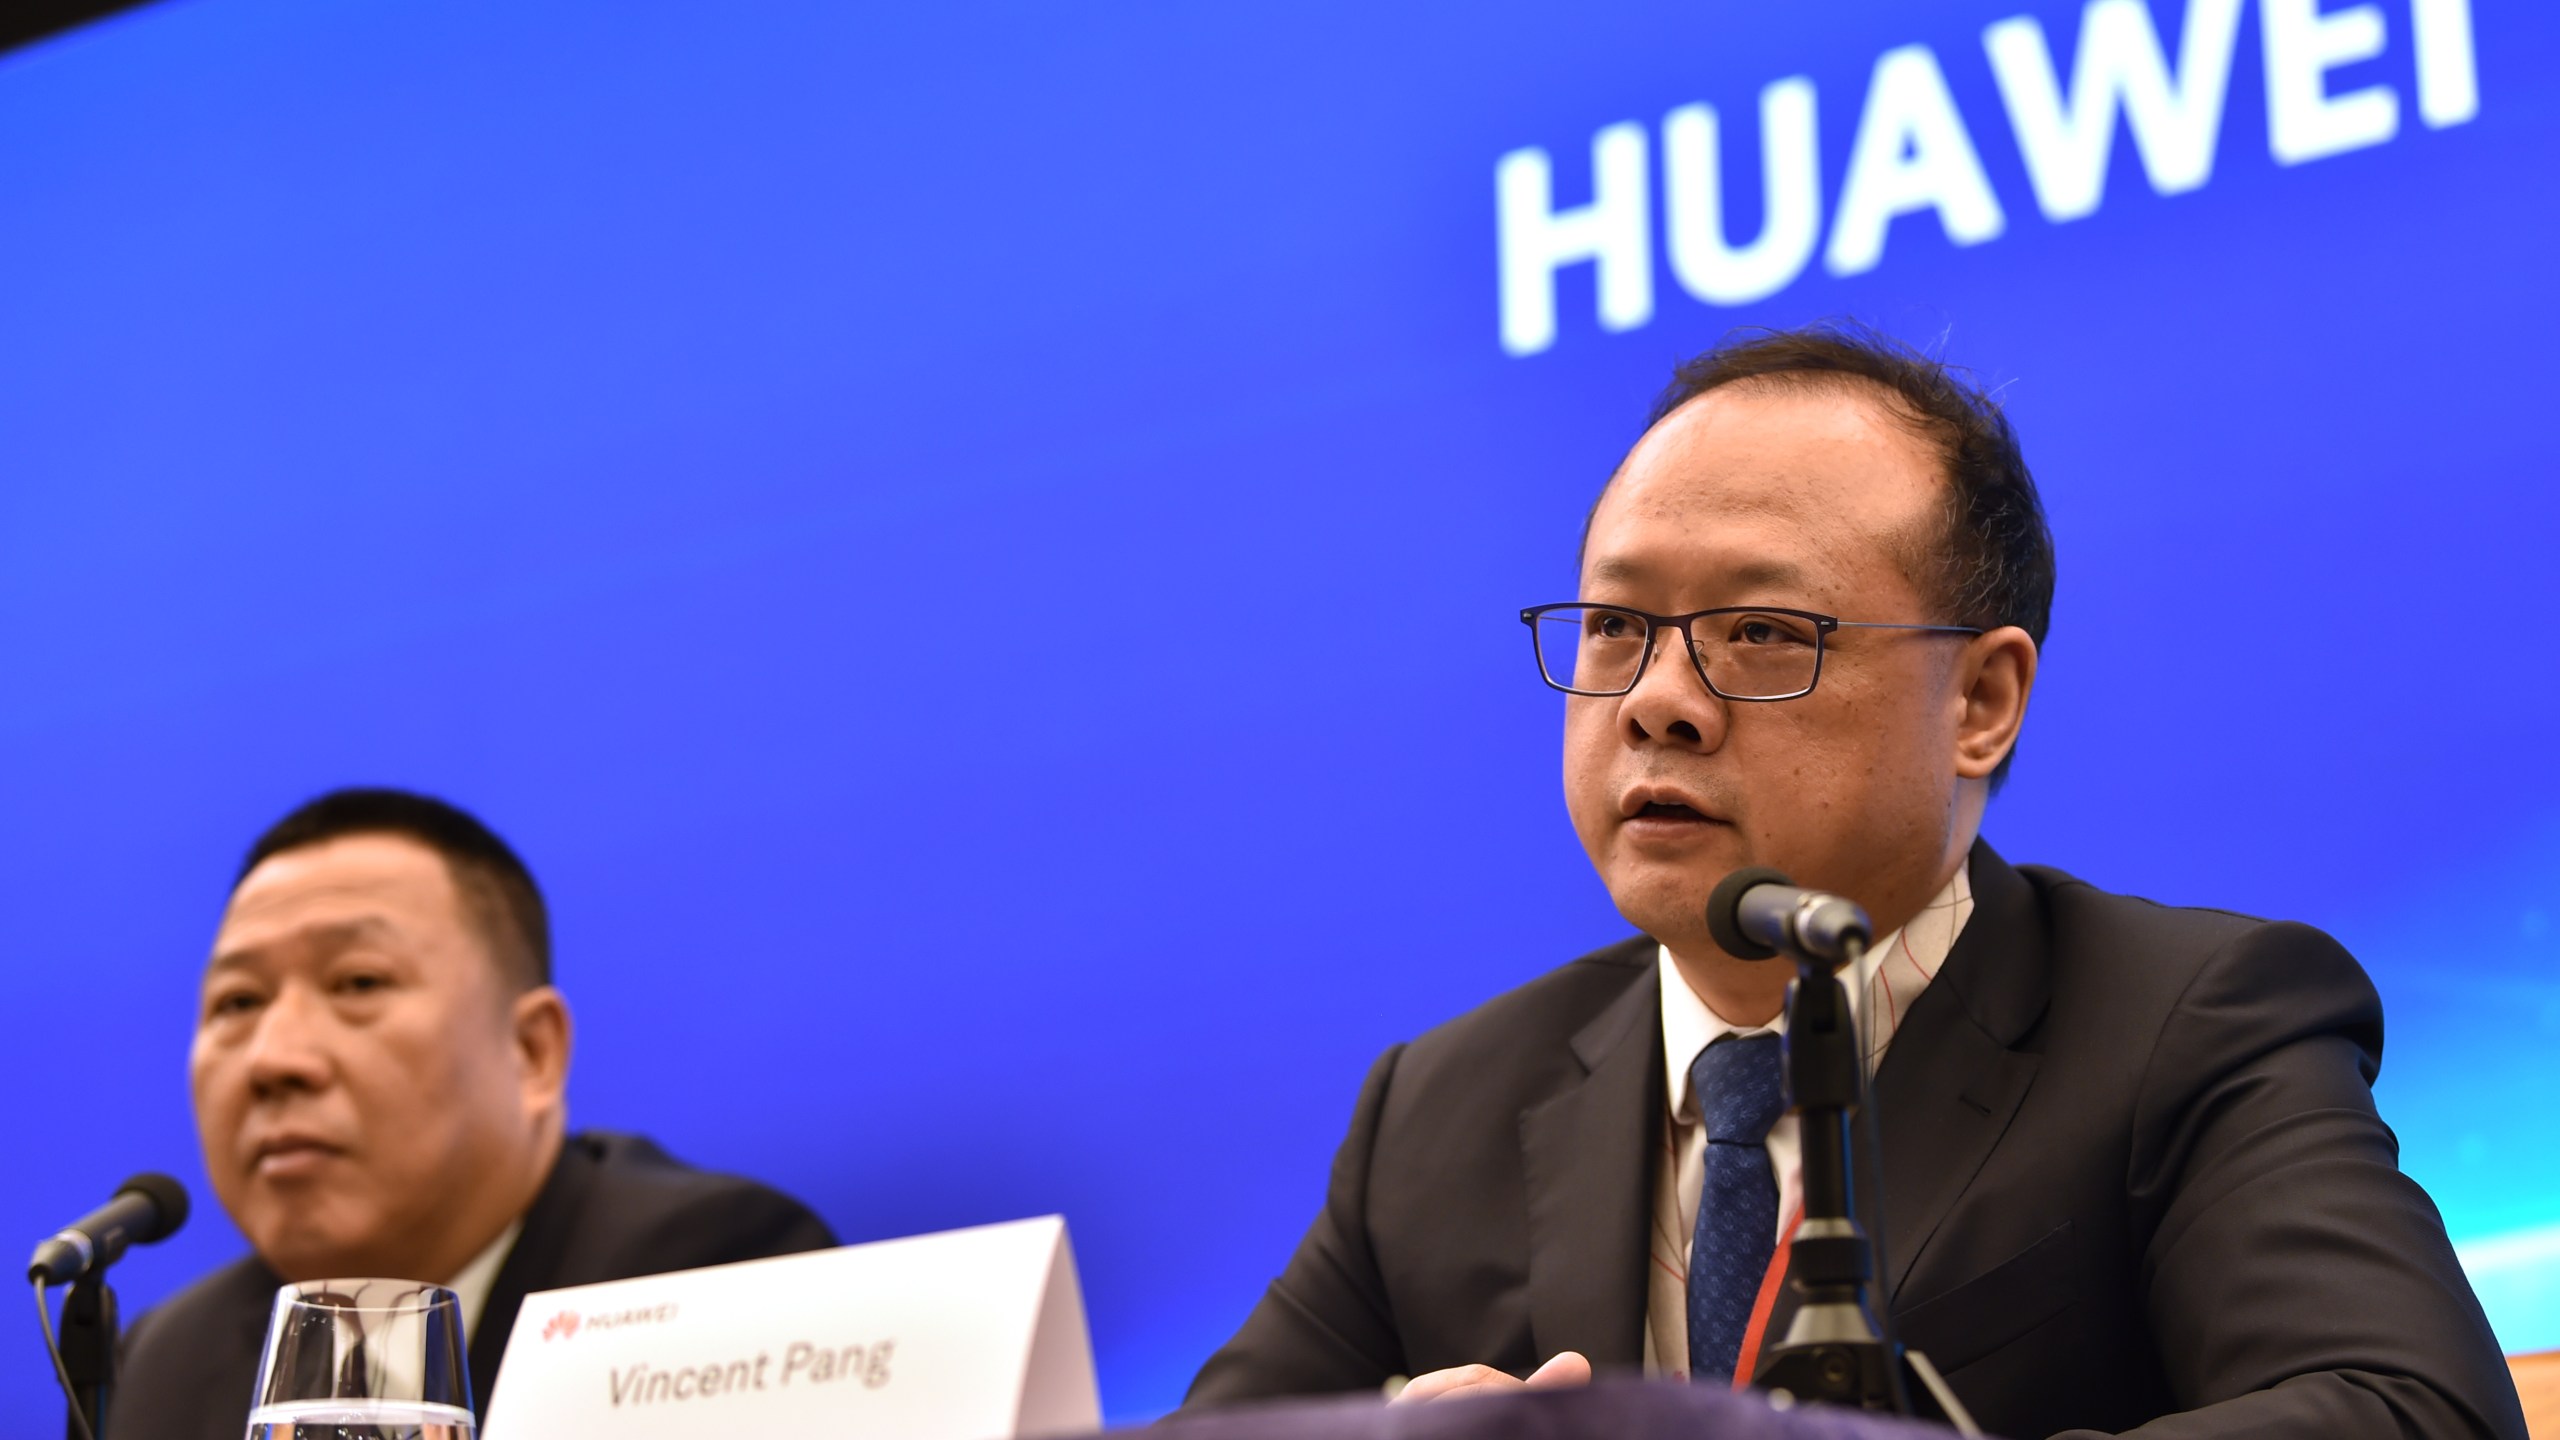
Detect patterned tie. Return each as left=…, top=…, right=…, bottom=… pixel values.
left=1686, top=1030, right=1787, bottom=1384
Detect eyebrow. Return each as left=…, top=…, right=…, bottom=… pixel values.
left=206, top=916, right=403, bottom=974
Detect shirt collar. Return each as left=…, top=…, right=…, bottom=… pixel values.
left=1659, top=857, right=1973, bottom=1124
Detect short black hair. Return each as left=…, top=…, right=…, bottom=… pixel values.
left=237, top=787, right=552, bottom=991
left=1599, top=320, right=2056, bottom=787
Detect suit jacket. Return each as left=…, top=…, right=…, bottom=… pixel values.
left=1187, top=843, right=2528, bottom=1440
left=106, top=1131, right=838, bottom=1440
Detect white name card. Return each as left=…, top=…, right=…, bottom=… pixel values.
left=481, top=1214, right=1099, bottom=1440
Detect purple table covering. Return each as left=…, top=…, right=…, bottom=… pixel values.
left=1132, top=1379, right=1970, bottom=1440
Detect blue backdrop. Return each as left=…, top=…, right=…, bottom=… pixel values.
left=4, top=0, right=2556, bottom=1429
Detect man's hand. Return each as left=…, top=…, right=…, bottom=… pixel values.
left=1390, top=1351, right=1593, bottom=1404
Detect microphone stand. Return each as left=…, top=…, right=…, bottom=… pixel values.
left=1753, top=933, right=1979, bottom=1435
left=57, top=1271, right=117, bottom=1440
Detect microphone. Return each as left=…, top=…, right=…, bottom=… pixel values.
left=27, top=1174, right=190, bottom=1285
left=1707, top=866, right=1874, bottom=964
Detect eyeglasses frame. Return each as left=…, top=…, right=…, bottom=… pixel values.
left=1518, top=602, right=1985, bottom=702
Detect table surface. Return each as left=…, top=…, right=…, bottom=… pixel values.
left=1132, top=1380, right=1966, bottom=1440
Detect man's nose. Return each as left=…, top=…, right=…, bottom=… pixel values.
left=1619, top=628, right=1730, bottom=750
left=242, top=986, right=335, bottom=1099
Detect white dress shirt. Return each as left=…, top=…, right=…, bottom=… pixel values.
left=303, top=1219, right=521, bottom=1404
left=447, top=1218, right=523, bottom=1341
left=1640, top=862, right=1975, bottom=1377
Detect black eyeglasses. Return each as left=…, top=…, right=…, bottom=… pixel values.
left=1519, top=603, right=1982, bottom=701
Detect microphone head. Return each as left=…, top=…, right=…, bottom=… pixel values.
left=115, top=1173, right=190, bottom=1244
left=1706, top=866, right=1793, bottom=960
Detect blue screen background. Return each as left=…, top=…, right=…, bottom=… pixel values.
left=4, top=0, right=2556, bottom=1429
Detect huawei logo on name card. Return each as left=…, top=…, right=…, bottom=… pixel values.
left=542, top=1302, right=680, bottom=1341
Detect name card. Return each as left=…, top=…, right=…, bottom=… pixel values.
left=482, top=1215, right=1099, bottom=1440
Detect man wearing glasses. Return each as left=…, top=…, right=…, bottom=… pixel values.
left=1187, top=325, right=2524, bottom=1438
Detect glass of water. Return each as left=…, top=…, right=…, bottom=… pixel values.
left=245, top=1278, right=473, bottom=1439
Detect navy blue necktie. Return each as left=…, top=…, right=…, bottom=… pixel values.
left=1686, top=1031, right=1787, bottom=1383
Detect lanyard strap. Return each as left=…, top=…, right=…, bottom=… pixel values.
left=1728, top=1205, right=1803, bottom=1390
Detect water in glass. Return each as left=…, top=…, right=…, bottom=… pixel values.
left=243, top=1398, right=472, bottom=1439
left=244, top=1279, right=473, bottom=1440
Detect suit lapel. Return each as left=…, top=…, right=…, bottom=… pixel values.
left=1518, top=955, right=1662, bottom=1372
left=1870, top=841, right=2051, bottom=1299
left=467, top=1135, right=599, bottom=1418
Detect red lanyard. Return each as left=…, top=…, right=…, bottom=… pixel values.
left=1729, top=1206, right=1804, bottom=1390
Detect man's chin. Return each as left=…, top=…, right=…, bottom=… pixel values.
left=1606, top=885, right=1724, bottom=955
left=1605, top=852, right=1742, bottom=921
left=247, top=1213, right=393, bottom=1284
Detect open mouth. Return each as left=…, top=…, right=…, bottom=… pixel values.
left=1636, top=800, right=1706, bottom=821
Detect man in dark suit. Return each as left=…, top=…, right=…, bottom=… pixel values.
left=1188, top=326, right=2526, bottom=1438
left=107, top=788, right=837, bottom=1440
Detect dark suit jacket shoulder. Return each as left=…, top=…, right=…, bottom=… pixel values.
left=1189, top=845, right=2527, bottom=1440
left=474, top=1129, right=839, bottom=1393
left=1380, top=935, right=1661, bottom=1200
left=1187, top=933, right=1667, bottom=1402
left=107, top=1130, right=837, bottom=1440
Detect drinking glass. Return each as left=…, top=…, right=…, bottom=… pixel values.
left=243, top=1278, right=473, bottom=1439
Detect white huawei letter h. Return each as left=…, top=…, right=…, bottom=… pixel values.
left=1495, top=122, right=1652, bottom=357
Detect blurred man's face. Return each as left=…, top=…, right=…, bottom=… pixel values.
left=191, top=834, right=561, bottom=1282
left=1564, top=379, right=1991, bottom=960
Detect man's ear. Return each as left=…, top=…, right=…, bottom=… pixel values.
left=512, top=986, right=573, bottom=1119
left=1953, top=625, right=2038, bottom=780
